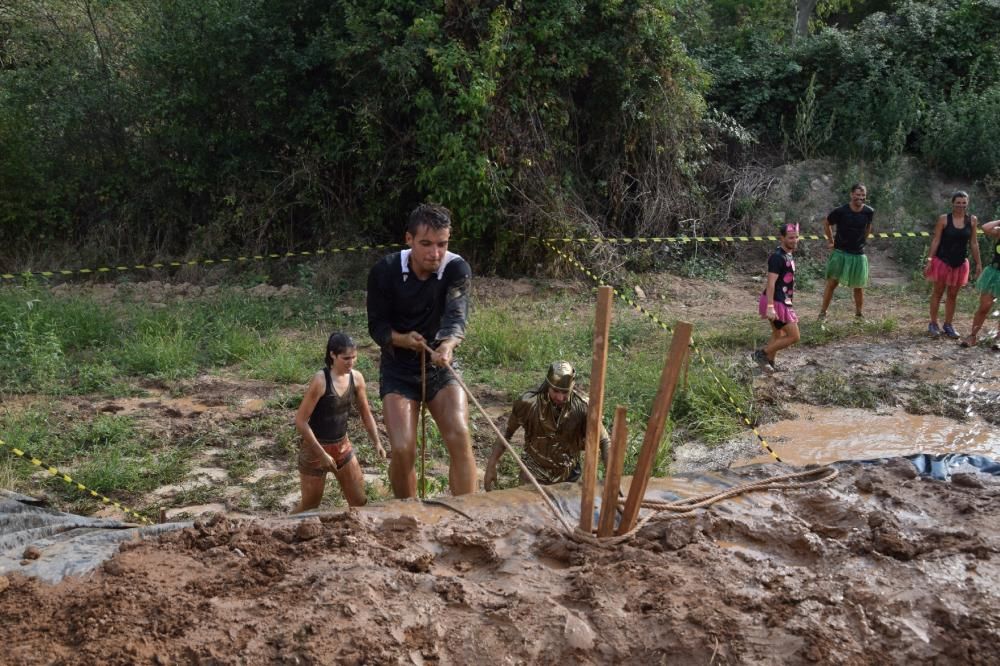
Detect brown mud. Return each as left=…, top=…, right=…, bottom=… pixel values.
left=2, top=464, right=999, bottom=665
left=3, top=269, right=1000, bottom=663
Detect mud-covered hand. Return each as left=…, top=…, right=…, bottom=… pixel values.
left=766, top=304, right=777, bottom=321
left=321, top=452, right=338, bottom=473
left=431, top=337, right=459, bottom=367
left=396, top=331, right=425, bottom=352
left=375, top=441, right=387, bottom=460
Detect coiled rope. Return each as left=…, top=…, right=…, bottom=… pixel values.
left=422, top=343, right=839, bottom=544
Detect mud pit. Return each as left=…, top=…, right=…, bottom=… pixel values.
left=3, top=276, right=1000, bottom=663
left=2, top=461, right=999, bottom=665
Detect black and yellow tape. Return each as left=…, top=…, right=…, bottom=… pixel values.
left=542, top=240, right=783, bottom=463
left=0, top=437, right=152, bottom=524
left=0, top=243, right=404, bottom=282
left=539, top=231, right=930, bottom=244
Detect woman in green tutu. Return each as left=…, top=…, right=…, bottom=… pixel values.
left=962, top=218, right=1000, bottom=349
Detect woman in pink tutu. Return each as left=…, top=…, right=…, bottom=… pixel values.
left=753, top=222, right=800, bottom=371
left=925, top=191, right=983, bottom=339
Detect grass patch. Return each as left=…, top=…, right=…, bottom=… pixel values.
left=245, top=474, right=298, bottom=512
left=0, top=286, right=355, bottom=394
left=905, top=383, right=967, bottom=420
left=0, top=407, right=194, bottom=513
left=242, top=335, right=317, bottom=383
left=219, top=442, right=260, bottom=481
left=162, top=483, right=228, bottom=511
left=695, top=316, right=763, bottom=350
left=0, top=455, right=19, bottom=492
left=800, top=316, right=898, bottom=346
left=808, top=370, right=894, bottom=409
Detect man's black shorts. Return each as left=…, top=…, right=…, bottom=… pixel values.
left=379, top=360, right=460, bottom=402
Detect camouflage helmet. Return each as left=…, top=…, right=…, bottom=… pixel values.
left=546, top=361, right=575, bottom=392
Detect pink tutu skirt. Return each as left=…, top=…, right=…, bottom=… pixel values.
left=924, top=256, right=969, bottom=287
left=758, top=293, right=798, bottom=323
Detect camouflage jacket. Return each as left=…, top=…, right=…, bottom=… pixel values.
left=505, top=388, right=610, bottom=484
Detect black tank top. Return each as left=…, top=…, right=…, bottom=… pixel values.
left=935, top=213, right=972, bottom=268
left=308, top=368, right=354, bottom=442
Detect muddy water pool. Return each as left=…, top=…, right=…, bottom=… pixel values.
left=743, top=402, right=1000, bottom=467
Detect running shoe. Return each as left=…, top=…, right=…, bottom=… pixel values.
left=942, top=323, right=960, bottom=339
left=752, top=349, right=773, bottom=371
left=928, top=322, right=941, bottom=338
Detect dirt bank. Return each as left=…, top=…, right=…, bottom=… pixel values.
left=2, top=461, right=998, bottom=665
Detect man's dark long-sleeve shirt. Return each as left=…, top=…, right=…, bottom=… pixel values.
left=366, top=249, right=471, bottom=372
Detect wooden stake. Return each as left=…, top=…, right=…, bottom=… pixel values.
left=158, top=507, right=167, bottom=524
left=580, top=286, right=613, bottom=534
left=617, top=321, right=693, bottom=535
left=597, top=405, right=628, bottom=538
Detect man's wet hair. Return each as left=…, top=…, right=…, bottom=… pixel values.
left=850, top=182, right=867, bottom=194
left=326, top=332, right=356, bottom=366
left=951, top=190, right=969, bottom=202
left=407, top=203, right=452, bottom=236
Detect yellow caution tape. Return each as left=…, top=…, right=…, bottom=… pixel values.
left=0, top=242, right=405, bottom=282
left=542, top=240, right=783, bottom=463
left=538, top=232, right=930, bottom=244
left=0, top=437, right=152, bottom=524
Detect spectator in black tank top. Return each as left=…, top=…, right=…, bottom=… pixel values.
left=292, top=333, right=385, bottom=512
left=925, top=191, right=983, bottom=340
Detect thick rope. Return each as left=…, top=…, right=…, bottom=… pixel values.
left=420, top=342, right=575, bottom=533
left=419, top=348, right=427, bottom=500
left=569, top=466, right=840, bottom=547
left=419, top=343, right=839, bottom=543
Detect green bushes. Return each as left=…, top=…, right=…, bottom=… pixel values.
left=921, top=82, right=1000, bottom=180
left=4, top=0, right=998, bottom=266
left=697, top=0, right=1000, bottom=181
left=0, top=0, right=708, bottom=267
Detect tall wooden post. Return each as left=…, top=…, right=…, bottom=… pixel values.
left=617, top=321, right=692, bottom=535
left=597, top=405, right=628, bottom=538
left=579, top=286, right=613, bottom=534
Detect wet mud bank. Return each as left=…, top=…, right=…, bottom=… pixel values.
left=752, top=337, right=1000, bottom=424
left=2, top=461, right=998, bottom=665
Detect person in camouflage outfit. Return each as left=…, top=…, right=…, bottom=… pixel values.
left=484, top=361, right=609, bottom=490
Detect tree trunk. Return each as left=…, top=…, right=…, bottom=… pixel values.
left=795, top=0, right=820, bottom=38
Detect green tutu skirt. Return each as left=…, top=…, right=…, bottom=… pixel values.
left=977, top=265, right=1000, bottom=298
left=825, top=250, right=869, bottom=288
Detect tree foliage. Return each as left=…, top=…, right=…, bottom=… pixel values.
left=0, top=0, right=707, bottom=267
left=3, top=0, right=999, bottom=269
left=696, top=0, right=1000, bottom=179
